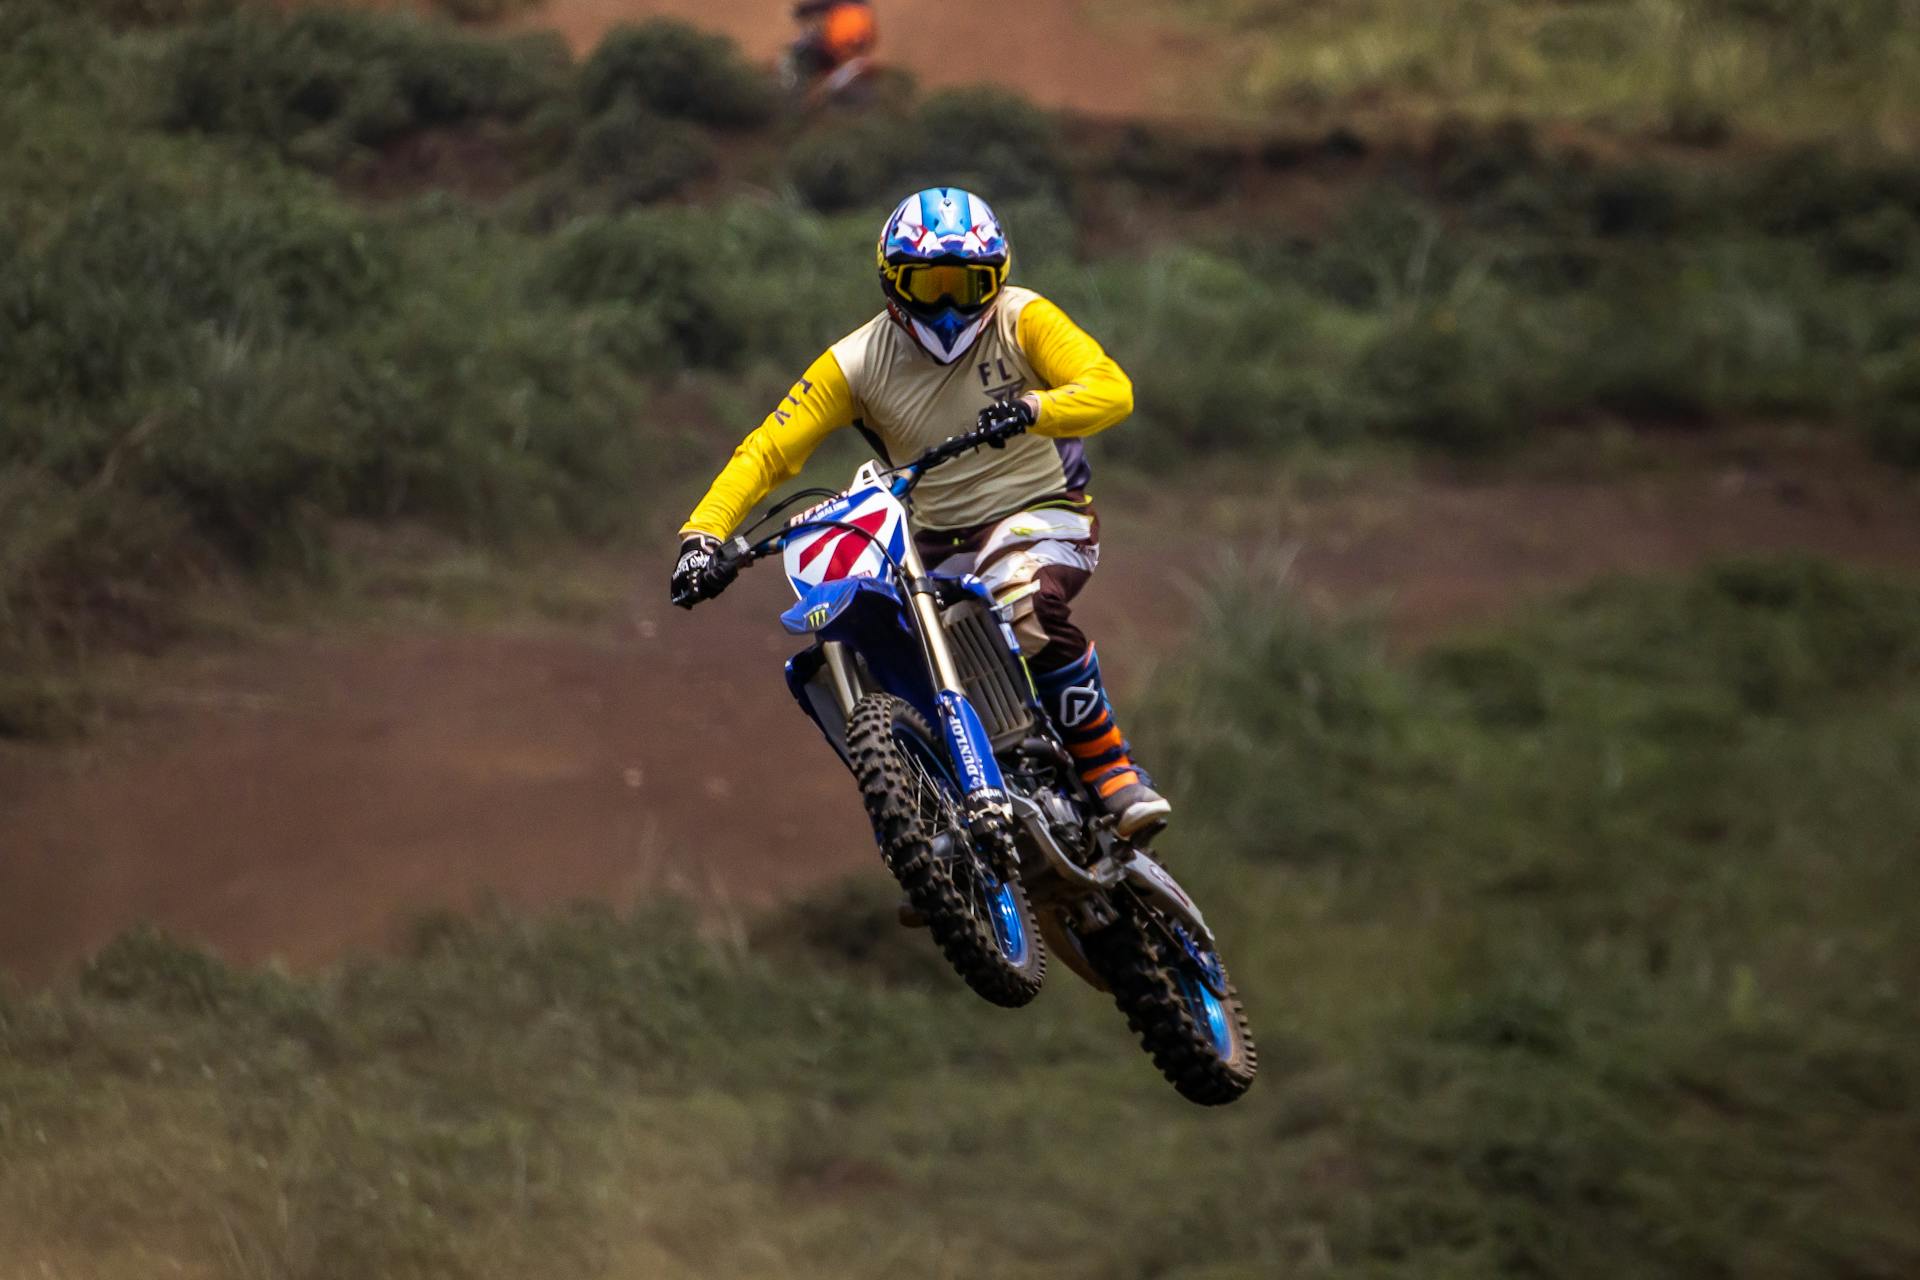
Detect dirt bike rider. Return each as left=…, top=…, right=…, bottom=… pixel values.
left=672, top=187, right=1172, bottom=838
left=787, top=0, right=876, bottom=87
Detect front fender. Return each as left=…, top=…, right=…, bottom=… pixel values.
left=780, top=576, right=903, bottom=636
left=1122, top=852, right=1215, bottom=948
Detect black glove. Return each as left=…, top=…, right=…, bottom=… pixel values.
left=670, top=534, right=736, bottom=609
left=977, top=396, right=1037, bottom=447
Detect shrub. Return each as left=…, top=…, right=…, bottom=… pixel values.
left=1740, top=148, right=1920, bottom=239
left=785, top=116, right=913, bottom=212
left=1357, top=306, right=1527, bottom=453
left=1142, top=556, right=1416, bottom=859
left=85, top=0, right=235, bottom=26
left=1429, top=115, right=1542, bottom=205
left=578, top=20, right=774, bottom=128
left=161, top=8, right=566, bottom=164
left=133, top=334, right=368, bottom=567
left=427, top=0, right=546, bottom=20
left=537, top=210, right=753, bottom=367
left=0, top=181, right=393, bottom=408
left=572, top=96, right=716, bottom=205
left=900, top=87, right=1069, bottom=202
left=785, top=89, right=1069, bottom=212
left=1865, top=352, right=1920, bottom=469
left=1103, top=124, right=1241, bottom=206
left=1826, top=204, right=1920, bottom=276
left=1701, top=0, right=1911, bottom=64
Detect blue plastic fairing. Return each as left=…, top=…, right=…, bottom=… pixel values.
left=780, top=576, right=903, bottom=635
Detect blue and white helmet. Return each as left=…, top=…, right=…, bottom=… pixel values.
left=876, top=187, right=1011, bottom=364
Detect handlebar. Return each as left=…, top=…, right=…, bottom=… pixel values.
left=713, top=417, right=1027, bottom=577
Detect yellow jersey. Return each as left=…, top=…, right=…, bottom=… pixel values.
left=681, top=287, right=1133, bottom=537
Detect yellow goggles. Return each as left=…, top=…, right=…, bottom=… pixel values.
left=897, top=262, right=1002, bottom=308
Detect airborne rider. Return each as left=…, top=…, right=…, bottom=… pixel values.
left=670, top=187, right=1171, bottom=837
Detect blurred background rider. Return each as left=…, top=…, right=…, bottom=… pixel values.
left=787, top=0, right=878, bottom=100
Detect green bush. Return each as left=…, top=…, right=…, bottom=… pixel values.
left=785, top=116, right=913, bottom=212
left=161, top=8, right=566, bottom=164
left=536, top=210, right=752, bottom=367
left=1142, top=558, right=1416, bottom=858
left=1739, top=147, right=1920, bottom=239
left=534, top=202, right=875, bottom=372
left=901, top=87, right=1069, bottom=202
left=0, top=181, right=392, bottom=408
left=785, top=87, right=1068, bottom=211
left=84, top=0, right=235, bottom=27
left=427, top=0, right=547, bottom=20
left=578, top=20, right=774, bottom=129
left=1101, top=124, right=1241, bottom=207
left=1357, top=306, right=1530, bottom=453
left=572, top=96, right=716, bottom=205
left=1866, top=351, right=1920, bottom=468
left=1701, top=0, right=1912, bottom=64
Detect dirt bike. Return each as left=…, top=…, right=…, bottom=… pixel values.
left=776, top=43, right=878, bottom=109
left=680, top=418, right=1257, bottom=1105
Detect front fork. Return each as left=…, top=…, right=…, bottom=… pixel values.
left=822, top=537, right=1015, bottom=867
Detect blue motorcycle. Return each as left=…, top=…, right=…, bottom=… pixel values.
left=687, top=419, right=1257, bottom=1105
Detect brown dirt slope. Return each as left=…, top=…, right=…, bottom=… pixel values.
left=508, top=0, right=1208, bottom=116
left=3, top=440, right=1918, bottom=984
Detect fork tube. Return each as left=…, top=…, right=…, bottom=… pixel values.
left=900, top=536, right=966, bottom=693
left=822, top=640, right=860, bottom=715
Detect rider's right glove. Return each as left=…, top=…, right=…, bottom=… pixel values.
left=670, top=533, right=736, bottom=609
left=977, top=396, right=1037, bottom=447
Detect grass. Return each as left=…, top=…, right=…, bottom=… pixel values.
left=5, top=557, right=1919, bottom=1277
left=1170, top=0, right=1920, bottom=147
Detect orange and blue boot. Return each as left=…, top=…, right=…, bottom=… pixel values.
left=1033, top=645, right=1171, bottom=838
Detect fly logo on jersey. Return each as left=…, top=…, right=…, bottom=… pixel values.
left=783, top=487, right=909, bottom=593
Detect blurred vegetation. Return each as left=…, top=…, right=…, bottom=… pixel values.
left=1184, top=0, right=1920, bottom=147
left=3, top=0, right=1920, bottom=736
left=5, top=558, right=1918, bottom=1275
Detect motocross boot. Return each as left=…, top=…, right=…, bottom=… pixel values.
left=1032, top=645, right=1171, bottom=838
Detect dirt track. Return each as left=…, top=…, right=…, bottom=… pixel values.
left=4, top=438, right=1918, bottom=983
left=510, top=0, right=1206, bottom=116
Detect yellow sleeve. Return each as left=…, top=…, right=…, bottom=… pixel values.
left=1015, top=297, right=1135, bottom=439
left=680, top=350, right=856, bottom=538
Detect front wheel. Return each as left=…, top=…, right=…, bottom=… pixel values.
left=847, top=693, right=1046, bottom=1007
left=1084, top=891, right=1257, bottom=1105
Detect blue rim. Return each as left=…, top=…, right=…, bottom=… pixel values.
left=1178, top=970, right=1235, bottom=1058
left=1169, top=923, right=1234, bottom=1059
left=983, top=874, right=1030, bottom=966
left=899, top=729, right=1031, bottom=967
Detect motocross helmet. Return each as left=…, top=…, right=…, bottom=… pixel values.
left=877, top=187, right=1010, bottom=364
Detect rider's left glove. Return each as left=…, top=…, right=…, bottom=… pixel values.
left=670, top=533, right=736, bottom=609
left=977, top=396, right=1037, bottom=447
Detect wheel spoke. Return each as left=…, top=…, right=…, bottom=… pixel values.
left=853, top=694, right=1045, bottom=1008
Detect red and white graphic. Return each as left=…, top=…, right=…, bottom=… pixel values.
left=783, top=487, right=908, bottom=594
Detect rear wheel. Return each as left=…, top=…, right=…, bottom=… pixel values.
left=847, top=693, right=1046, bottom=1007
left=1084, top=892, right=1257, bottom=1105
